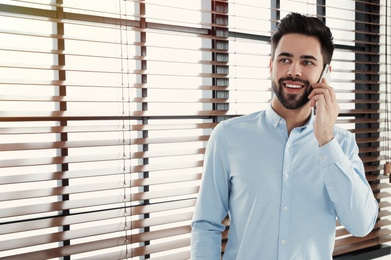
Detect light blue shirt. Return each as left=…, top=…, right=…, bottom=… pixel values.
left=191, top=105, right=378, bottom=260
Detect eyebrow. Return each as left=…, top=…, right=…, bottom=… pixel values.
left=277, top=52, right=318, bottom=61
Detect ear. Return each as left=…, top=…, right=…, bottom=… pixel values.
left=269, top=58, right=273, bottom=74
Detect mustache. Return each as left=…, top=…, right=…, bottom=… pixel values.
left=278, top=77, right=310, bottom=88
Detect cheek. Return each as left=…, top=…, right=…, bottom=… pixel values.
left=270, top=70, right=278, bottom=83
left=271, top=66, right=284, bottom=82
left=270, top=62, right=279, bottom=77
left=307, top=70, right=322, bottom=84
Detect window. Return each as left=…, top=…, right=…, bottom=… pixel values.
left=0, top=0, right=390, bottom=259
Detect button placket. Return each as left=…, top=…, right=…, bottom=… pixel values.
left=277, top=140, right=293, bottom=259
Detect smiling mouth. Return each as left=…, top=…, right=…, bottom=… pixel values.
left=284, top=83, right=303, bottom=89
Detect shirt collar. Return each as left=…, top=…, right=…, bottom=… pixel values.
left=265, top=103, right=314, bottom=131
left=266, top=103, right=284, bottom=128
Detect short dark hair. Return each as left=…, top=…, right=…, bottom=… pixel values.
left=271, top=12, right=334, bottom=65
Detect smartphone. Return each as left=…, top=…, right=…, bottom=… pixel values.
left=314, top=64, right=331, bottom=115
left=318, top=64, right=331, bottom=84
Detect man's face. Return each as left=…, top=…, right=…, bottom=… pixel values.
left=270, top=33, right=324, bottom=110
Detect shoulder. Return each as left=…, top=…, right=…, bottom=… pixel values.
left=218, top=111, right=265, bottom=129
left=210, top=111, right=265, bottom=141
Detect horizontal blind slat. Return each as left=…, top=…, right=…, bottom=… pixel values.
left=1, top=213, right=193, bottom=251
left=1, top=189, right=198, bottom=218
left=0, top=199, right=196, bottom=235
left=0, top=136, right=210, bottom=151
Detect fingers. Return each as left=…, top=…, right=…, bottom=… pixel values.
left=308, top=80, right=336, bottom=105
left=310, top=89, right=333, bottom=106
left=308, top=81, right=340, bottom=118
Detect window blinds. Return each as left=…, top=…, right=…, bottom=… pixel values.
left=0, top=0, right=390, bottom=259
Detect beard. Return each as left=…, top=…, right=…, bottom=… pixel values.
left=271, top=77, right=312, bottom=110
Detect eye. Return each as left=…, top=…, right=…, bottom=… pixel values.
left=302, top=60, right=314, bottom=66
left=279, top=58, right=291, bottom=64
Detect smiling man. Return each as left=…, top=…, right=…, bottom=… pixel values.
left=191, top=12, right=378, bottom=260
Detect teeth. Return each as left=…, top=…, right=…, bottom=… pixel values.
left=285, top=84, right=302, bottom=89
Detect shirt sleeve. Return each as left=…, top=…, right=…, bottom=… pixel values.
left=191, top=123, right=230, bottom=259
left=320, top=134, right=378, bottom=237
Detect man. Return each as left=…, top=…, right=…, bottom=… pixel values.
left=191, top=12, right=378, bottom=259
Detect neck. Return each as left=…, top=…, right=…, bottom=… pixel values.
left=271, top=98, right=312, bottom=134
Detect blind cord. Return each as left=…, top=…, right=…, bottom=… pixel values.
left=119, top=0, right=132, bottom=258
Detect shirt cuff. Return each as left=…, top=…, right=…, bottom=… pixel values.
left=319, top=137, right=343, bottom=167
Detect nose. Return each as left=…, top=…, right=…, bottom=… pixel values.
left=287, top=63, right=302, bottom=78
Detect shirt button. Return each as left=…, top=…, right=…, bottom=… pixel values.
left=281, top=240, right=286, bottom=245
left=283, top=206, right=288, bottom=211
left=320, top=155, right=324, bottom=160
